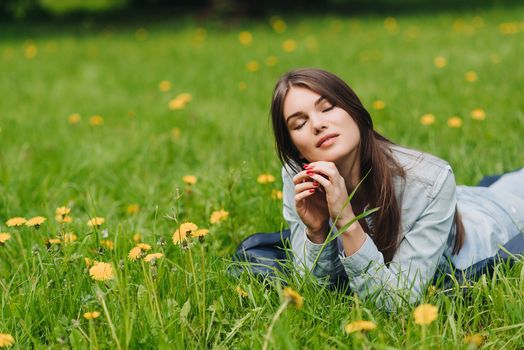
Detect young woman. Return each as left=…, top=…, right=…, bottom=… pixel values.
left=270, top=68, right=524, bottom=310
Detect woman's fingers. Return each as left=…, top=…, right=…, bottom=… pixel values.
left=292, top=171, right=313, bottom=185
left=304, top=161, right=339, bottom=180
left=294, top=180, right=319, bottom=194
left=295, top=188, right=317, bottom=201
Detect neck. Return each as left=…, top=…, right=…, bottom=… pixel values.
left=335, top=146, right=361, bottom=191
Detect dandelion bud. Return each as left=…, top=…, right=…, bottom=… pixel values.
left=151, top=267, right=157, bottom=279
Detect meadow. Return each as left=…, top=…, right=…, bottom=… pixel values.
left=0, top=4, right=524, bottom=349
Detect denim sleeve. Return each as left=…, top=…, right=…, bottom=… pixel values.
left=282, top=166, right=345, bottom=282
left=339, top=166, right=456, bottom=311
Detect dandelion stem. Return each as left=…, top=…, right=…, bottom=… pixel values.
left=186, top=245, right=202, bottom=338
left=88, top=319, right=100, bottom=350
left=141, top=262, right=164, bottom=329
left=200, top=243, right=206, bottom=341
left=262, top=300, right=289, bottom=350
left=97, top=289, right=122, bottom=350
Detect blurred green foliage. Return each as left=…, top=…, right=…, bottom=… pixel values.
left=0, top=0, right=522, bottom=20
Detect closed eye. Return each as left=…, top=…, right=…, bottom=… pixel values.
left=322, top=105, right=334, bottom=112
left=293, top=120, right=307, bottom=130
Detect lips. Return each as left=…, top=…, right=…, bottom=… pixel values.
left=316, top=134, right=339, bottom=147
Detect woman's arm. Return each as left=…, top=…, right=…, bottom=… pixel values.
left=338, top=167, right=456, bottom=311
left=282, top=166, right=346, bottom=282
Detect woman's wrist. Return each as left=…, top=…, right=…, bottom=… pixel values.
left=333, top=211, right=358, bottom=233
left=306, top=221, right=329, bottom=244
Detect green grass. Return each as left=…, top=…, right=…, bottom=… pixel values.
left=1, top=6, right=524, bottom=349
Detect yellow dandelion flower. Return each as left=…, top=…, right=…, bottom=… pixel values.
left=372, top=100, right=385, bottom=110
left=282, top=39, right=297, bottom=53
left=191, top=228, right=209, bottom=238
left=89, top=262, right=114, bottom=281
left=344, top=320, right=377, bottom=334
left=6, top=217, right=26, bottom=227
left=283, top=287, right=303, bottom=309
left=270, top=17, right=287, bottom=33
left=434, top=56, right=447, bottom=68
left=127, top=204, right=140, bottom=214
left=25, top=216, right=46, bottom=227
left=128, top=247, right=143, bottom=261
left=176, top=93, right=192, bottom=104
left=83, top=311, right=101, bottom=320
left=144, top=252, right=163, bottom=262
left=132, top=233, right=141, bottom=243
left=25, top=44, right=37, bottom=58
left=135, top=28, right=148, bottom=41
left=257, top=173, right=275, bottom=184
left=235, top=285, right=248, bottom=298
left=87, top=217, right=105, bottom=227
left=464, top=333, right=485, bottom=347
left=238, top=31, right=253, bottom=45
left=159, top=80, right=171, bottom=92
left=68, top=113, right=81, bottom=124
left=183, top=175, right=197, bottom=185
left=171, top=127, right=181, bottom=140
left=246, top=60, right=260, bottom=72
left=0, top=333, right=15, bottom=347
left=47, top=238, right=61, bottom=244
left=210, top=209, right=229, bottom=224
left=465, top=71, right=478, bottom=82
left=499, top=22, right=518, bottom=35
left=84, top=257, right=92, bottom=267
left=136, top=243, right=151, bottom=251
left=89, top=115, right=104, bottom=126
left=0, top=233, right=11, bottom=244
left=470, top=108, right=486, bottom=121
left=413, top=303, right=438, bottom=325
left=169, top=98, right=186, bottom=110
left=238, top=82, right=247, bottom=91
left=56, top=206, right=71, bottom=216
left=100, top=240, right=114, bottom=250
left=173, top=222, right=198, bottom=245
left=271, top=189, right=283, bottom=200
left=420, top=114, right=436, bottom=126
left=63, top=232, right=77, bottom=243
left=447, top=116, right=463, bottom=128
left=56, top=215, right=73, bottom=223
left=265, top=56, right=278, bottom=66
left=384, top=17, right=398, bottom=31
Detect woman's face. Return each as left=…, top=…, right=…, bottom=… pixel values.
left=283, top=86, right=361, bottom=164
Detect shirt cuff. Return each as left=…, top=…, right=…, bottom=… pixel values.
left=303, top=228, right=339, bottom=264
left=339, top=234, right=383, bottom=275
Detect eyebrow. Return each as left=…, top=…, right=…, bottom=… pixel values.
left=285, top=96, right=326, bottom=124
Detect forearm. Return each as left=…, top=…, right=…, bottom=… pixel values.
left=340, top=220, right=367, bottom=257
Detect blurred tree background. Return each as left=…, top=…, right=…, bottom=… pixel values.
left=1, top=0, right=522, bottom=20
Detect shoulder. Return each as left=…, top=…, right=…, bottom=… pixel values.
left=389, top=145, right=455, bottom=198
left=388, top=145, right=456, bottom=234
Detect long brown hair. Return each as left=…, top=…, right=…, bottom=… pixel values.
left=270, top=68, right=464, bottom=263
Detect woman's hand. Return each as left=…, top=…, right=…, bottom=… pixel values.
left=303, top=161, right=358, bottom=232
left=293, top=169, right=330, bottom=243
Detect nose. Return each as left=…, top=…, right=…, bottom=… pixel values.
left=309, top=113, right=327, bottom=135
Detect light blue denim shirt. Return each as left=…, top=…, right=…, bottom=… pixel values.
left=282, top=145, right=524, bottom=311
